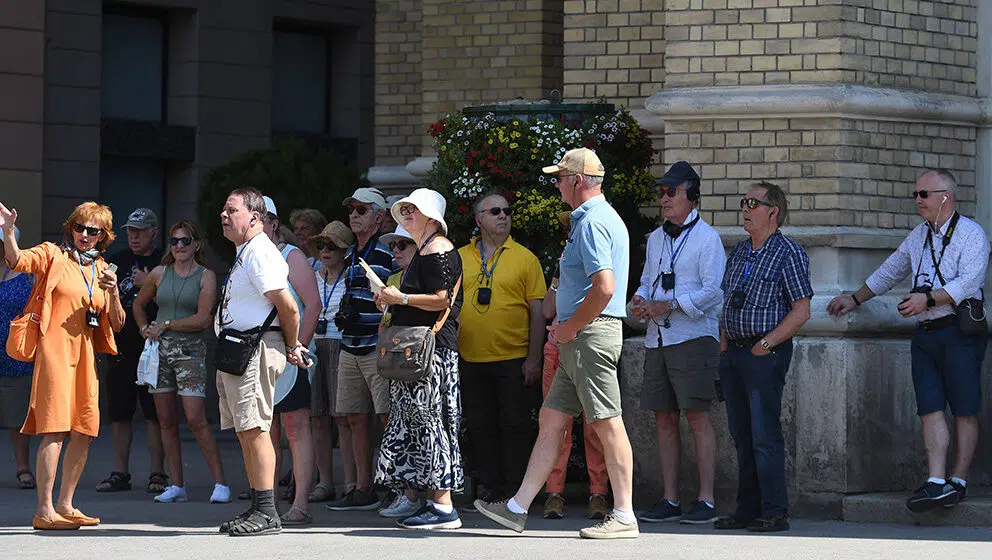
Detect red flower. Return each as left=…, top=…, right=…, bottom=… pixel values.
left=496, top=146, right=503, bottom=153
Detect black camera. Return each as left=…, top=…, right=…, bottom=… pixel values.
left=477, top=287, right=492, bottom=305
left=316, top=318, right=328, bottom=336
left=661, top=272, right=675, bottom=291
left=86, top=310, right=100, bottom=328
left=910, top=285, right=932, bottom=294
left=333, top=310, right=360, bottom=331
left=730, top=290, right=746, bottom=309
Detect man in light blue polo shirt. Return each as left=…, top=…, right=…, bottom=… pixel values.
left=476, top=147, right=638, bottom=540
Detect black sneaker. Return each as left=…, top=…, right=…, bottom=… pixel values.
left=638, top=500, right=682, bottom=523
left=747, top=515, right=789, bottom=532
left=945, top=480, right=967, bottom=508
left=906, top=481, right=956, bottom=513
left=326, top=488, right=381, bottom=511
left=680, top=500, right=719, bottom=525
left=714, top=516, right=751, bottom=530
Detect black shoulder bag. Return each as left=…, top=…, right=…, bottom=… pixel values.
left=928, top=213, right=987, bottom=336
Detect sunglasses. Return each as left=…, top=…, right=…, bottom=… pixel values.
left=479, top=207, right=513, bottom=217
left=398, top=204, right=418, bottom=217
left=390, top=239, right=413, bottom=251
left=315, top=240, right=343, bottom=251
left=348, top=205, right=370, bottom=216
left=72, top=223, right=103, bottom=237
left=912, top=189, right=948, bottom=199
left=740, top=197, right=776, bottom=210
left=169, top=237, right=194, bottom=247
left=659, top=185, right=683, bottom=198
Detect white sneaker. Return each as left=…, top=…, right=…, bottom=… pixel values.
left=210, top=484, right=232, bottom=504
left=154, top=485, right=188, bottom=503
left=379, top=495, right=424, bottom=519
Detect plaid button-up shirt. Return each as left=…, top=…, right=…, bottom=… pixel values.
left=720, top=231, right=813, bottom=340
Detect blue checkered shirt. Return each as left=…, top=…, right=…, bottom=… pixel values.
left=720, top=231, right=813, bottom=341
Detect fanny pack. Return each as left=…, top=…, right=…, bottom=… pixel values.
left=931, top=265, right=987, bottom=336
left=214, top=307, right=278, bottom=376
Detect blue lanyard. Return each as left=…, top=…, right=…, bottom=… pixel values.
left=667, top=226, right=694, bottom=271
left=479, top=242, right=506, bottom=282
left=321, top=267, right=344, bottom=317
left=739, top=247, right=763, bottom=287
left=401, top=232, right=440, bottom=288
left=348, top=240, right=377, bottom=283
left=79, top=261, right=97, bottom=309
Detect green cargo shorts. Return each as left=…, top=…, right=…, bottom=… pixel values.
left=543, top=319, right=623, bottom=422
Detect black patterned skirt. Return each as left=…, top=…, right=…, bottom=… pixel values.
left=375, top=347, right=464, bottom=492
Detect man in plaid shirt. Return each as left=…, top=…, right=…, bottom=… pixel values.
left=715, top=181, right=812, bottom=533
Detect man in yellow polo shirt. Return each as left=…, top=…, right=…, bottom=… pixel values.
left=459, top=191, right=547, bottom=503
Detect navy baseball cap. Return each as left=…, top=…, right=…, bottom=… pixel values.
left=657, top=161, right=700, bottom=187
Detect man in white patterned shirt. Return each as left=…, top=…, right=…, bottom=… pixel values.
left=828, top=169, right=990, bottom=513
left=629, top=162, right=725, bottom=525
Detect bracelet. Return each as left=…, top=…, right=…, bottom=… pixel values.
left=850, top=293, right=861, bottom=306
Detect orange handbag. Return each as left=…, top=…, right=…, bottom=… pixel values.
left=6, top=255, right=53, bottom=363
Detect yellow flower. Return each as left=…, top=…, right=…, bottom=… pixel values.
left=513, top=120, right=519, bottom=126
left=510, top=143, right=518, bottom=149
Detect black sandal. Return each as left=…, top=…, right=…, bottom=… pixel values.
left=147, top=472, right=169, bottom=494
left=16, top=469, right=36, bottom=490
left=95, top=471, right=132, bottom=492
left=219, top=507, right=254, bottom=533
left=228, top=510, right=281, bottom=537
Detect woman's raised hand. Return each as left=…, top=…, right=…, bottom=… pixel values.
left=0, top=202, right=17, bottom=233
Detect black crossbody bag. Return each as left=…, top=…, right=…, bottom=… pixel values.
left=928, top=213, right=988, bottom=336
left=213, top=241, right=280, bottom=375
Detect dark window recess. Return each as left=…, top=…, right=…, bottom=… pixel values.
left=271, top=130, right=357, bottom=164
left=101, top=119, right=195, bottom=162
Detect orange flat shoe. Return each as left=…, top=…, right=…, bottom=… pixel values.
left=32, top=513, right=81, bottom=530
left=58, top=509, right=100, bottom=526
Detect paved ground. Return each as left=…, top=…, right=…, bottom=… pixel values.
left=0, top=425, right=989, bottom=559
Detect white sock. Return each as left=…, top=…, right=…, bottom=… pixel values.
left=430, top=501, right=454, bottom=514
left=506, top=497, right=527, bottom=514
left=928, top=477, right=946, bottom=485
left=951, top=477, right=967, bottom=487
left=702, top=500, right=715, bottom=509
left=666, top=499, right=680, bottom=507
left=611, top=508, right=636, bottom=525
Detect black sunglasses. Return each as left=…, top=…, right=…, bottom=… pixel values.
left=398, top=204, right=418, bottom=217
left=479, top=207, right=513, bottom=217
left=315, top=240, right=343, bottom=251
left=169, top=237, right=194, bottom=247
left=659, top=185, right=683, bottom=198
left=740, top=197, right=776, bottom=210
left=348, top=205, right=370, bottom=216
left=390, top=239, right=414, bottom=251
left=912, top=189, right=948, bottom=199
left=72, top=223, right=103, bottom=236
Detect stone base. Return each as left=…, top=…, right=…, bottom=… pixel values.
left=844, top=490, right=992, bottom=527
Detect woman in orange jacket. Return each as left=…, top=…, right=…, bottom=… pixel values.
left=0, top=201, right=125, bottom=530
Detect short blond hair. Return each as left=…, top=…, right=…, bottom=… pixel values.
left=63, top=201, right=115, bottom=252
left=289, top=208, right=328, bottom=233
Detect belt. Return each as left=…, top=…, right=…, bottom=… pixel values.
left=591, top=315, right=622, bottom=323
left=917, top=314, right=956, bottom=332
left=727, top=336, right=763, bottom=349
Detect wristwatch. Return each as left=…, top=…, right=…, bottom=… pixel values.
left=759, top=338, right=773, bottom=351
left=671, top=298, right=680, bottom=311
left=163, top=320, right=171, bottom=331
left=401, top=293, right=409, bottom=305
left=925, top=292, right=936, bottom=308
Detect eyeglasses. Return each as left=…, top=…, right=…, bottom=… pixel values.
left=348, top=205, right=370, bottom=216
left=398, top=204, right=418, bottom=217
left=740, top=197, right=776, bottom=210
left=479, top=207, right=513, bottom=217
left=660, top=185, right=683, bottom=198
left=912, top=189, right=948, bottom=199
left=315, top=241, right=342, bottom=251
left=169, top=237, right=194, bottom=247
left=72, top=223, right=102, bottom=236
left=390, top=239, right=413, bottom=251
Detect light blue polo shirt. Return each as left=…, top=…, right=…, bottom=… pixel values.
left=557, top=195, right=629, bottom=322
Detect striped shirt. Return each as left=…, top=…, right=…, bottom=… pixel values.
left=339, top=234, right=395, bottom=355
left=720, top=231, right=813, bottom=341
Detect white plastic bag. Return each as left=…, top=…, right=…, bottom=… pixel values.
left=136, top=339, right=160, bottom=388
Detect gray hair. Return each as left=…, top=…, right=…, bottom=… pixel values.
left=929, top=169, right=957, bottom=192
left=473, top=190, right=508, bottom=214
left=583, top=174, right=604, bottom=187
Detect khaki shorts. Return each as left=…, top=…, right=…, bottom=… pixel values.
left=544, top=319, right=623, bottom=423
left=336, top=350, right=390, bottom=415
left=0, top=375, right=32, bottom=429
left=216, top=331, right=286, bottom=432
left=311, top=337, right=343, bottom=417
left=642, top=337, right=720, bottom=412
left=150, top=332, right=208, bottom=398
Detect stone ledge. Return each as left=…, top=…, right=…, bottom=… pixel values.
left=714, top=226, right=910, bottom=250
left=843, top=492, right=992, bottom=527
left=645, top=84, right=992, bottom=127
left=366, top=165, right=421, bottom=190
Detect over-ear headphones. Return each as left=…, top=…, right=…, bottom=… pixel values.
left=686, top=180, right=700, bottom=202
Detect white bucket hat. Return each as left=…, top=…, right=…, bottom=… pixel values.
left=381, top=224, right=414, bottom=246
left=390, top=188, right=448, bottom=235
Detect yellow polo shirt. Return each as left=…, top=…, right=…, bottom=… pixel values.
left=458, top=236, right=547, bottom=363
left=382, top=270, right=403, bottom=326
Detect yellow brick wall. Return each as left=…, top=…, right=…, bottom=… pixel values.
left=375, top=0, right=423, bottom=165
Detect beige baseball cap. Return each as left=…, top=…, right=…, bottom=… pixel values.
left=542, top=147, right=605, bottom=177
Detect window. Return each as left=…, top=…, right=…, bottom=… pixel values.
left=271, top=29, right=329, bottom=133
left=101, top=12, right=166, bottom=121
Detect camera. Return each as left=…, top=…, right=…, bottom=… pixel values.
left=477, top=287, right=492, bottom=305
left=86, top=310, right=100, bottom=328
left=730, top=290, right=746, bottom=310
left=661, top=272, right=675, bottom=291
left=315, top=318, right=328, bottom=336
left=333, top=309, right=360, bottom=331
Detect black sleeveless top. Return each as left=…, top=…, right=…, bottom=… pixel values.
left=389, top=250, right=463, bottom=351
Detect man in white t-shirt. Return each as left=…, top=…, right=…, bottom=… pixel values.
left=215, top=187, right=309, bottom=537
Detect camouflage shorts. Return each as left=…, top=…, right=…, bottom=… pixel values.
left=150, top=332, right=208, bottom=398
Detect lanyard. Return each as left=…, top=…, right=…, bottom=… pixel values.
left=736, top=245, right=764, bottom=290
left=79, top=261, right=97, bottom=310
left=401, top=232, right=440, bottom=287
left=667, top=225, right=694, bottom=271
left=348, top=240, right=376, bottom=283
left=218, top=233, right=260, bottom=326
left=479, top=241, right=507, bottom=283
left=919, top=212, right=960, bottom=287
left=321, top=267, right=345, bottom=317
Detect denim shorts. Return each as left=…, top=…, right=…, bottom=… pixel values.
left=910, top=321, right=986, bottom=416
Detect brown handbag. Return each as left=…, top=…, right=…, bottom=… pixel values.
left=376, top=276, right=461, bottom=382
left=6, top=253, right=55, bottom=363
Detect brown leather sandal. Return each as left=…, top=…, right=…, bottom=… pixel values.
left=16, top=469, right=35, bottom=490
left=33, top=513, right=80, bottom=530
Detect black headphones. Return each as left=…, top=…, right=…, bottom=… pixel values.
left=685, top=179, right=700, bottom=202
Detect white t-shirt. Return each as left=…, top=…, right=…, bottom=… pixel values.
left=215, top=233, right=289, bottom=334
left=314, top=267, right=345, bottom=340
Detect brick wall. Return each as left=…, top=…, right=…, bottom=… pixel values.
left=561, top=0, right=665, bottom=106
left=375, top=0, right=423, bottom=166
left=666, top=116, right=975, bottom=229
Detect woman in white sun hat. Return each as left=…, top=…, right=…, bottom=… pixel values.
left=373, top=188, right=465, bottom=530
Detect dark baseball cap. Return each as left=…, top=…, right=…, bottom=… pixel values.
left=121, top=208, right=159, bottom=230
left=657, top=161, right=700, bottom=187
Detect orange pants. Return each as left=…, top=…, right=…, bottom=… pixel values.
left=542, top=337, right=609, bottom=495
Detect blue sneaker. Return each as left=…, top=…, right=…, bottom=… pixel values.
left=638, top=500, right=682, bottom=523
left=399, top=505, right=462, bottom=530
